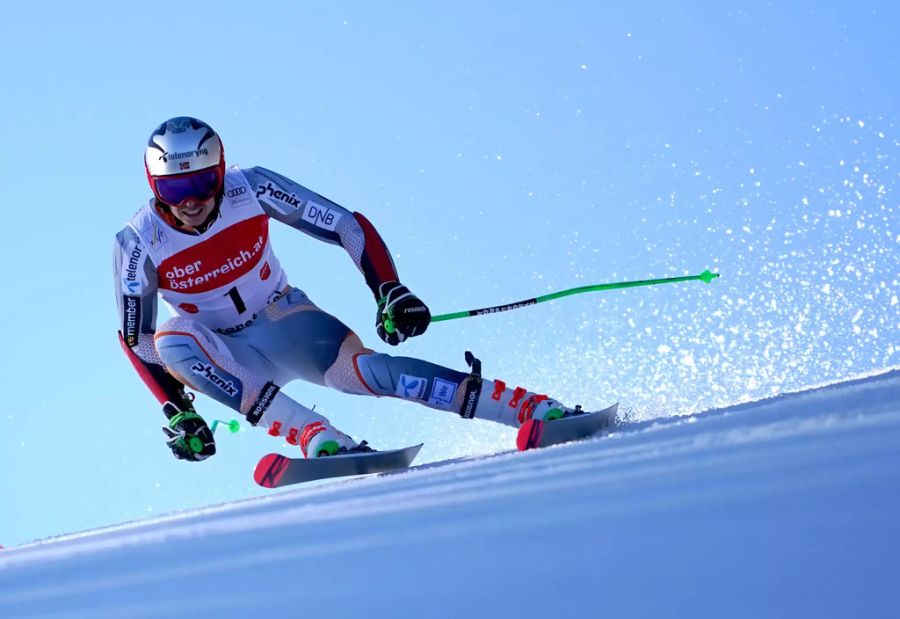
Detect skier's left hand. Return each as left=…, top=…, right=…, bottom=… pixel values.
left=376, top=281, right=431, bottom=346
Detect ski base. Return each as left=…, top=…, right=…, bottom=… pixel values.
left=254, top=443, right=424, bottom=488
left=516, top=402, right=619, bottom=451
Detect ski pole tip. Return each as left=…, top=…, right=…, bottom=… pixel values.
left=211, top=419, right=241, bottom=434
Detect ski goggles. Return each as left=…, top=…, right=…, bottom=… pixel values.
left=150, top=167, right=223, bottom=207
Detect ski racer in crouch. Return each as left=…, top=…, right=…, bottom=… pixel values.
left=114, top=116, right=597, bottom=462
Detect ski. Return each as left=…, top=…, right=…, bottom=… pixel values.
left=516, top=402, right=619, bottom=451
left=254, top=443, right=424, bottom=488
left=253, top=403, right=618, bottom=487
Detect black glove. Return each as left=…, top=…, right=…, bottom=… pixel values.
left=161, top=401, right=216, bottom=462
left=375, top=281, right=431, bottom=346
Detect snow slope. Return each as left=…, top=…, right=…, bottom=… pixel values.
left=1, top=370, right=898, bottom=618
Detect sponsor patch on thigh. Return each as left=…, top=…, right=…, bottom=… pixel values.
left=428, top=378, right=458, bottom=408
left=395, top=374, right=428, bottom=400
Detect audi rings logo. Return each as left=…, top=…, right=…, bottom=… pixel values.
left=226, top=186, right=246, bottom=198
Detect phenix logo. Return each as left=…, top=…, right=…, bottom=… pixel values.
left=255, top=182, right=301, bottom=207
left=191, top=362, right=239, bottom=397
left=158, top=148, right=209, bottom=163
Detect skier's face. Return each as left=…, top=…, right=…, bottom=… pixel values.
left=170, top=196, right=216, bottom=228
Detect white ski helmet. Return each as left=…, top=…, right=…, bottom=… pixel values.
left=144, top=116, right=225, bottom=207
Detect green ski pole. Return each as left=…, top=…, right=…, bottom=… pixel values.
left=428, top=269, right=720, bottom=325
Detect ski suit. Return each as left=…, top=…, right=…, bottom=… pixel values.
left=113, top=166, right=551, bottom=454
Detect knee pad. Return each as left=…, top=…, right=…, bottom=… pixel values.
left=351, top=351, right=396, bottom=397
left=323, top=333, right=375, bottom=395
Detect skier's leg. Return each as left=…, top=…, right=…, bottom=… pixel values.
left=239, top=287, right=581, bottom=432
left=154, top=316, right=357, bottom=457
left=324, top=335, right=582, bottom=429
left=256, top=292, right=478, bottom=414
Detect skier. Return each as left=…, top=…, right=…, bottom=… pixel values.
left=114, top=116, right=591, bottom=462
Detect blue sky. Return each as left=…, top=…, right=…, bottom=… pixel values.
left=0, top=1, right=897, bottom=547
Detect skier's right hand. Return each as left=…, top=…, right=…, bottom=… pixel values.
left=375, top=281, right=431, bottom=346
left=161, top=401, right=216, bottom=462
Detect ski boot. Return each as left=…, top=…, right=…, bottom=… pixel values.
left=459, top=351, right=613, bottom=450
left=300, top=421, right=359, bottom=458
left=463, top=356, right=586, bottom=429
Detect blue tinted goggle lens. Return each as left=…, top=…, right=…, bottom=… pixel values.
left=154, top=169, right=221, bottom=206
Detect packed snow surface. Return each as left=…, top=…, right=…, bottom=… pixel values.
left=1, top=370, right=898, bottom=618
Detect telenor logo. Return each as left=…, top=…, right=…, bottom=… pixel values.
left=395, top=374, right=427, bottom=400
left=121, top=242, right=146, bottom=295
left=158, top=147, right=209, bottom=163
